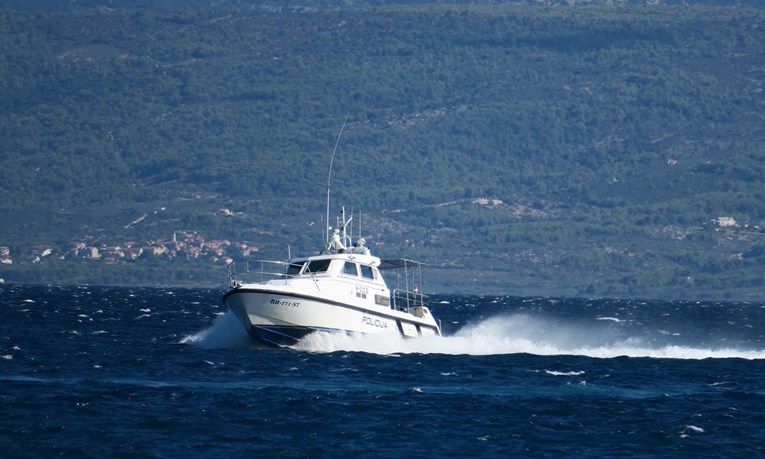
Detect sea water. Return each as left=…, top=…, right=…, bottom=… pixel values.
left=1, top=284, right=764, bottom=457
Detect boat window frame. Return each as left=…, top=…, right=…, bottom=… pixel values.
left=342, top=261, right=359, bottom=277
left=304, top=258, right=332, bottom=275
left=360, top=264, right=376, bottom=280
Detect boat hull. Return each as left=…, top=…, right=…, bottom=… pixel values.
left=223, top=287, right=440, bottom=347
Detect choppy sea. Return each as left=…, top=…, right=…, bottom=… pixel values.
left=1, top=284, right=764, bottom=458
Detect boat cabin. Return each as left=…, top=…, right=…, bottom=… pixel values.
left=285, top=255, right=383, bottom=284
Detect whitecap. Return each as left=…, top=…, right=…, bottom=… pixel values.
left=330, top=367, right=359, bottom=373
left=680, top=425, right=705, bottom=436
left=544, top=370, right=586, bottom=376
left=595, top=317, right=623, bottom=323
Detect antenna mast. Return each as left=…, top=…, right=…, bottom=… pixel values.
left=326, top=114, right=349, bottom=247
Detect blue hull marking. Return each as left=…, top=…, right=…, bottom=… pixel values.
left=249, top=325, right=336, bottom=347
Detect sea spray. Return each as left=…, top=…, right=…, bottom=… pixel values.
left=290, top=312, right=765, bottom=360
left=178, top=299, right=765, bottom=360
left=180, top=310, right=252, bottom=349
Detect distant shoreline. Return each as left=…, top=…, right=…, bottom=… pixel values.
left=1, top=265, right=760, bottom=303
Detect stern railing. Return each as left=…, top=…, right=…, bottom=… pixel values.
left=391, top=288, right=427, bottom=316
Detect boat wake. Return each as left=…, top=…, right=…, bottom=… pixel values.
left=182, top=310, right=765, bottom=359
left=291, top=313, right=765, bottom=360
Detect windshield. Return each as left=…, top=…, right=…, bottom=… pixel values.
left=286, top=262, right=304, bottom=277
left=305, top=259, right=331, bottom=274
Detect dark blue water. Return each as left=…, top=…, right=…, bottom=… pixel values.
left=2, top=284, right=764, bottom=458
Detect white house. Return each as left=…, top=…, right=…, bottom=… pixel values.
left=713, top=217, right=737, bottom=227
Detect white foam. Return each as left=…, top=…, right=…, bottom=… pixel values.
left=180, top=310, right=252, bottom=349
left=596, top=316, right=623, bottom=323
left=291, top=313, right=765, bottom=360
left=679, top=425, right=705, bottom=437
left=544, top=370, right=586, bottom=376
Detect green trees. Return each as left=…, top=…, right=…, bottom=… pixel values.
left=0, top=4, right=763, bottom=299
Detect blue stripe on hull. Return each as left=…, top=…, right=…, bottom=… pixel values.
left=249, top=325, right=321, bottom=347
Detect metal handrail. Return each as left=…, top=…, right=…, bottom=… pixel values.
left=226, top=260, right=303, bottom=286
left=226, top=261, right=241, bottom=288
left=391, top=288, right=427, bottom=312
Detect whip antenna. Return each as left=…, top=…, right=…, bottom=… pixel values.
left=326, top=114, right=349, bottom=247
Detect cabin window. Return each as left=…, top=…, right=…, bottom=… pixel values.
left=360, top=265, right=375, bottom=280
left=286, top=262, right=304, bottom=276
left=343, top=262, right=358, bottom=276
left=305, top=259, right=331, bottom=274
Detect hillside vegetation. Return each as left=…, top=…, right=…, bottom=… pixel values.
left=1, top=3, right=764, bottom=299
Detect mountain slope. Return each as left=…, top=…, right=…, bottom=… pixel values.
left=1, top=4, right=764, bottom=299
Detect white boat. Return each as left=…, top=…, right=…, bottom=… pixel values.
left=223, top=207, right=442, bottom=346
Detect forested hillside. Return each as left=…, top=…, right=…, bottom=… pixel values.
left=1, top=2, right=764, bottom=299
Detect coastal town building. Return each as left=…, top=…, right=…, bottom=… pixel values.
left=713, top=217, right=737, bottom=227
left=0, top=231, right=259, bottom=269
